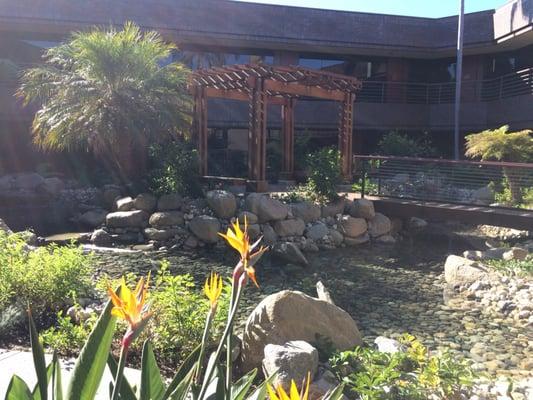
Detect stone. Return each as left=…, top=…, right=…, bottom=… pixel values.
left=205, top=190, right=237, bottom=219
left=189, top=215, right=220, bottom=243
left=106, top=210, right=149, bottom=228
left=238, top=211, right=258, bottom=225
left=344, top=233, right=370, bottom=246
left=367, top=213, right=392, bottom=238
left=463, top=248, right=508, bottom=261
left=241, top=290, right=363, bottom=371
left=321, top=198, right=345, bottom=218
left=262, top=341, right=318, bottom=391
left=444, top=255, right=489, bottom=287
left=348, top=199, right=375, bottom=219
left=134, top=193, right=157, bottom=213
left=116, top=196, right=135, bottom=211
left=149, top=211, right=184, bottom=227
left=329, top=229, right=344, bottom=246
left=272, top=242, right=309, bottom=266
left=376, top=234, right=396, bottom=244
left=274, top=218, right=305, bottom=237
left=143, top=228, right=178, bottom=241
left=102, top=185, right=122, bottom=208
left=291, top=202, right=321, bottom=223
left=301, top=239, right=319, bottom=253
left=13, top=173, right=45, bottom=190
left=184, top=235, right=198, bottom=248
left=502, top=247, right=528, bottom=261
left=248, top=224, right=261, bottom=239
left=245, top=193, right=288, bottom=222
left=90, top=229, right=112, bottom=246
left=408, top=217, right=428, bottom=230
left=39, top=177, right=64, bottom=196
left=309, top=371, right=344, bottom=400
left=338, top=216, right=367, bottom=238
left=0, top=218, right=13, bottom=234
left=79, top=209, right=107, bottom=228
left=305, top=223, right=329, bottom=241
left=472, top=185, right=494, bottom=204
left=374, top=337, right=405, bottom=353
left=158, top=193, right=183, bottom=211
left=262, top=224, right=278, bottom=246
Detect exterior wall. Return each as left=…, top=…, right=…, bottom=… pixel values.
left=494, top=0, right=533, bottom=41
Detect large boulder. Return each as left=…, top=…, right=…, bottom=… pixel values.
left=262, top=224, right=278, bottom=246
left=338, top=216, right=367, bottom=238
left=149, top=211, right=184, bottom=227
left=245, top=193, right=288, bottom=222
left=368, top=213, right=392, bottom=238
left=158, top=193, right=183, bottom=211
left=79, top=209, right=107, bottom=228
left=90, top=228, right=112, bottom=246
left=274, top=218, right=305, bottom=237
left=344, top=233, right=370, bottom=246
left=348, top=199, right=375, bottom=219
left=262, top=341, right=318, bottom=391
left=143, top=228, right=179, bottom=241
left=206, top=190, right=237, bottom=219
left=241, top=290, right=363, bottom=371
left=444, top=255, right=489, bottom=287
left=39, top=177, right=64, bottom=196
left=272, top=242, right=309, bottom=266
left=291, top=202, right=321, bottom=223
left=305, top=223, right=329, bottom=241
left=238, top=211, right=258, bottom=225
left=13, top=173, right=45, bottom=190
left=134, top=193, right=157, bottom=213
left=116, top=197, right=135, bottom=211
left=189, top=215, right=220, bottom=243
left=102, top=185, right=122, bottom=208
left=106, top=210, right=149, bottom=228
left=321, top=198, right=345, bottom=218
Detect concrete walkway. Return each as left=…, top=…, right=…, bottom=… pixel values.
left=0, top=348, right=141, bottom=399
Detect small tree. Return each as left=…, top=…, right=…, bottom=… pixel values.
left=306, top=147, right=342, bottom=202
left=465, top=125, right=533, bottom=203
left=18, top=23, right=192, bottom=184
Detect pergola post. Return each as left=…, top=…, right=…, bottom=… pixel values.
left=193, top=86, right=208, bottom=176
left=280, top=98, right=295, bottom=180
left=247, top=77, right=268, bottom=192
left=338, top=92, right=354, bottom=181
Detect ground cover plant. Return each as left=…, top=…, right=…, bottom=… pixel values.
left=486, top=255, right=533, bottom=277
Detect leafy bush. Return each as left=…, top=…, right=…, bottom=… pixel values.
left=148, top=140, right=203, bottom=197
left=377, top=131, right=436, bottom=158
left=330, top=334, right=476, bottom=400
left=0, top=231, right=93, bottom=317
left=305, top=147, right=342, bottom=202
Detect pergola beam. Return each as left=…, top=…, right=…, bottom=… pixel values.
left=264, top=79, right=346, bottom=101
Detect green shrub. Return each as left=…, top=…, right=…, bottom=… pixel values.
left=305, top=147, right=342, bottom=202
left=378, top=131, right=436, bottom=158
left=0, top=231, right=93, bottom=317
left=330, top=334, right=476, bottom=400
left=148, top=140, right=203, bottom=197
left=486, top=256, right=533, bottom=276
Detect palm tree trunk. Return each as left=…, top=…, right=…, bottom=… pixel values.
left=503, top=166, right=523, bottom=204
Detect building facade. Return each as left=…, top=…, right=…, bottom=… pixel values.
left=0, top=0, right=532, bottom=174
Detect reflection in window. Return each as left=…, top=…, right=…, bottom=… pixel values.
left=299, top=57, right=380, bottom=79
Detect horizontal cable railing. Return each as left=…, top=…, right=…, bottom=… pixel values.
left=353, top=155, right=533, bottom=210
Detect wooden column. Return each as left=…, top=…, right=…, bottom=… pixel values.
left=193, top=86, right=208, bottom=176
left=247, top=77, right=268, bottom=192
left=280, top=98, right=295, bottom=180
left=338, top=93, right=354, bottom=181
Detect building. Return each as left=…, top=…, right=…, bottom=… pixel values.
left=0, top=0, right=532, bottom=175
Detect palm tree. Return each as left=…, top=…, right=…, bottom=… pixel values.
left=18, top=22, right=192, bottom=184
left=465, top=125, right=533, bottom=203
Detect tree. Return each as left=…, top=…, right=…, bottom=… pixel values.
left=465, top=125, right=533, bottom=203
left=18, top=22, right=192, bottom=184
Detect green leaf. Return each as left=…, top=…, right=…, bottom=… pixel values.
left=32, top=362, right=53, bottom=400
left=246, top=371, right=278, bottom=400
left=140, top=341, right=165, bottom=400
left=52, top=352, right=63, bottom=400
left=169, top=369, right=195, bottom=400
left=204, top=366, right=225, bottom=400
left=323, top=384, right=345, bottom=400
left=162, top=345, right=200, bottom=400
left=65, top=296, right=117, bottom=400
left=106, top=354, right=137, bottom=400
left=230, top=369, right=257, bottom=400
left=29, top=309, right=48, bottom=400
left=5, top=375, right=33, bottom=400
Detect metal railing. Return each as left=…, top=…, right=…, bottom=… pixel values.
left=354, top=155, right=533, bottom=210
left=357, top=67, right=533, bottom=104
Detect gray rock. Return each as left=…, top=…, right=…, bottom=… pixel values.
left=158, top=193, right=183, bottom=211
left=274, top=218, right=305, bottom=237
left=246, top=193, right=288, bottom=222
left=321, top=198, right=345, bottom=218
left=329, top=229, right=344, bottom=246
left=241, top=290, right=363, bottom=372
left=348, top=199, right=375, bottom=219
left=106, top=210, right=149, bottom=228
left=184, top=235, right=198, bottom=248
left=376, top=234, right=396, bottom=244
left=134, top=193, right=157, bottom=213
left=238, top=211, right=258, bottom=225
left=502, top=247, right=528, bottom=261
left=102, top=185, right=122, bottom=208
left=143, top=228, right=179, bottom=241
left=344, top=233, right=370, bottom=246
left=262, top=224, right=278, bottom=246
left=305, top=223, right=329, bottom=241
left=13, top=173, right=44, bottom=190
left=262, top=341, right=318, bottom=391
left=463, top=248, right=509, bottom=261
left=444, top=255, right=489, bottom=288
left=338, top=216, right=367, bottom=238
left=0, top=218, right=13, bottom=234
left=90, top=229, right=112, bottom=246
left=473, top=185, right=494, bottom=204
left=272, top=242, right=309, bottom=266
left=374, top=337, right=405, bottom=353
left=79, top=209, right=107, bottom=228
left=39, top=177, right=64, bottom=196
left=291, top=202, right=321, bottom=223
left=368, top=213, right=392, bottom=238
left=189, top=215, right=220, bottom=243
left=149, top=211, right=184, bottom=227
left=248, top=224, right=261, bottom=239
left=408, top=217, right=428, bottom=230
left=206, top=190, right=237, bottom=219
left=116, top=196, right=135, bottom=211
left=301, top=239, right=319, bottom=252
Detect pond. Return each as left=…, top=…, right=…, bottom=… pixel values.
left=92, top=233, right=532, bottom=380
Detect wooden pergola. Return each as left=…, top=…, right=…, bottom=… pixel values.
left=190, top=64, right=362, bottom=192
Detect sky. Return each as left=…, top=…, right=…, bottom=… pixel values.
left=234, top=0, right=508, bottom=18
